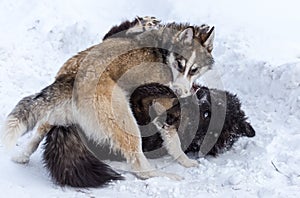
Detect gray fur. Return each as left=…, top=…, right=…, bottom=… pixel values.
left=1, top=75, right=75, bottom=148
left=2, top=17, right=216, bottom=183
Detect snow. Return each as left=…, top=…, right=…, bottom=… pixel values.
left=0, top=0, right=300, bottom=197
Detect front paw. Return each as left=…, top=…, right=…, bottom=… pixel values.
left=177, top=154, right=198, bottom=168
left=11, top=152, right=30, bottom=164
left=136, top=170, right=183, bottom=181
left=138, top=16, right=161, bottom=27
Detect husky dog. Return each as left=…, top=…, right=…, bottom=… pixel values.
left=1, top=17, right=215, bottom=183
left=42, top=83, right=255, bottom=187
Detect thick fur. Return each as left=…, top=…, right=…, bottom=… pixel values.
left=103, top=16, right=161, bottom=40
left=101, top=17, right=215, bottom=97
left=138, top=84, right=256, bottom=156
left=1, top=17, right=215, bottom=183
left=43, top=125, right=124, bottom=187
left=1, top=74, right=75, bottom=148
left=102, top=17, right=214, bottom=52
left=42, top=83, right=255, bottom=187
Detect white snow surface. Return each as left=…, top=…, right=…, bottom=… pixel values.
left=1, top=0, right=300, bottom=197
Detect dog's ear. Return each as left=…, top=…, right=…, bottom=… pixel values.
left=243, top=122, right=255, bottom=137
left=177, top=27, right=194, bottom=45
left=201, top=26, right=215, bottom=52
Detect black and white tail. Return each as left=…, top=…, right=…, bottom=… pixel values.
left=43, top=125, right=124, bottom=187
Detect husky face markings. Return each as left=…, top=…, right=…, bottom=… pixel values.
left=168, top=49, right=213, bottom=97
left=164, top=26, right=215, bottom=97
left=103, top=20, right=215, bottom=99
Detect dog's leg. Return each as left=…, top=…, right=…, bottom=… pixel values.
left=102, top=87, right=183, bottom=181
left=103, top=103, right=183, bottom=181
left=109, top=122, right=183, bottom=181
left=154, top=120, right=198, bottom=168
left=12, top=122, right=51, bottom=164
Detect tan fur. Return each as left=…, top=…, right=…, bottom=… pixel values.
left=55, top=46, right=96, bottom=78
left=3, top=23, right=215, bottom=180
left=152, top=98, right=177, bottom=115
left=72, top=47, right=175, bottom=177
left=60, top=36, right=196, bottom=178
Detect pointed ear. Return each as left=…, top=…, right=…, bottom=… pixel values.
left=177, top=27, right=194, bottom=45
left=244, top=122, right=255, bottom=137
left=202, top=26, right=215, bottom=52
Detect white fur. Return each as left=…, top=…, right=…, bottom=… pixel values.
left=169, top=50, right=200, bottom=97
left=11, top=151, right=30, bottom=164
left=12, top=124, right=48, bottom=164
left=153, top=120, right=198, bottom=168
left=1, top=116, right=27, bottom=149
left=44, top=100, right=74, bottom=126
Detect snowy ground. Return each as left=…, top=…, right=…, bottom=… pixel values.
left=1, top=0, right=300, bottom=197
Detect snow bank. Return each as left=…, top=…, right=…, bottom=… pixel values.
left=0, top=0, right=299, bottom=197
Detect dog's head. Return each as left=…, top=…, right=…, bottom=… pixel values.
left=186, top=85, right=255, bottom=156
left=166, top=25, right=215, bottom=98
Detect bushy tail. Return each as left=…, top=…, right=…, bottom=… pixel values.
left=43, top=125, right=124, bottom=187
left=1, top=94, right=45, bottom=148
left=1, top=75, right=74, bottom=148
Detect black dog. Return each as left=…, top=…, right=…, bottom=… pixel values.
left=129, top=83, right=256, bottom=157
left=43, top=83, right=255, bottom=187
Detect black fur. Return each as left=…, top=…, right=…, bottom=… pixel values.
left=43, top=125, right=124, bottom=188
left=41, top=19, right=246, bottom=187
left=130, top=83, right=178, bottom=126
left=103, top=18, right=139, bottom=40
left=188, top=86, right=256, bottom=155
left=133, top=84, right=256, bottom=156
left=42, top=83, right=255, bottom=187
left=102, top=17, right=215, bottom=48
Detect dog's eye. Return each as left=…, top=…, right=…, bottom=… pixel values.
left=176, top=60, right=185, bottom=72
left=189, top=67, right=199, bottom=75
left=204, top=112, right=209, bottom=118
left=202, top=111, right=210, bottom=119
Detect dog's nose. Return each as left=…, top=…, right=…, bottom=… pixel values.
left=174, top=88, right=182, bottom=96
left=172, top=85, right=189, bottom=97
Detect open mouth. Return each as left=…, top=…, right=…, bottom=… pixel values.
left=191, top=83, right=201, bottom=93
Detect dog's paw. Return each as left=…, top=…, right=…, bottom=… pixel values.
left=138, top=16, right=161, bottom=27
left=182, top=159, right=199, bottom=168
left=136, top=170, right=183, bottom=181
left=177, top=154, right=199, bottom=168
left=11, top=152, right=30, bottom=164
